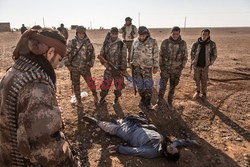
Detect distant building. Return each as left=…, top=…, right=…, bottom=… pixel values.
left=0, top=22, right=11, bottom=32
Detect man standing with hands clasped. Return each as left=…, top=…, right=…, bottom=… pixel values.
left=190, top=29, right=217, bottom=102
left=155, top=26, right=188, bottom=110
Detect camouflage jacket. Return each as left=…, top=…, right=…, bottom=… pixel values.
left=190, top=37, right=217, bottom=68
left=131, top=37, right=159, bottom=69
left=159, top=36, right=188, bottom=71
left=120, top=24, right=138, bottom=41
left=0, top=56, right=75, bottom=166
left=65, top=36, right=95, bottom=71
left=100, top=38, right=127, bottom=70
left=57, top=27, right=69, bottom=40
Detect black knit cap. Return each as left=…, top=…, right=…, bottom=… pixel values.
left=171, top=26, right=181, bottom=33
left=110, top=27, right=118, bottom=34
left=138, top=26, right=150, bottom=35
left=125, top=17, right=132, bottom=21
left=76, top=26, right=86, bottom=33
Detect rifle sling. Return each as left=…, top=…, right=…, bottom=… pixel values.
left=70, top=41, right=85, bottom=65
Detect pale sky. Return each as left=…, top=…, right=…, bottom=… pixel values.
left=0, top=0, right=249, bottom=29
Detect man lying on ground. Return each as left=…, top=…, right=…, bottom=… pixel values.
left=82, top=113, right=200, bottom=161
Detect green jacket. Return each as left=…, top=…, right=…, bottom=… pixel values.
left=190, top=38, right=217, bottom=68
left=65, top=35, right=95, bottom=71
left=131, top=37, right=159, bottom=69
left=159, top=36, right=188, bottom=70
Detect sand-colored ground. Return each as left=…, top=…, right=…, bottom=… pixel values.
left=0, top=27, right=249, bottom=167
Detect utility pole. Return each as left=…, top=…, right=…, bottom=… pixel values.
left=43, top=18, right=45, bottom=28
left=184, top=16, right=186, bottom=31
left=138, top=12, right=140, bottom=27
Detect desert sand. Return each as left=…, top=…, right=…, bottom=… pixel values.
left=0, top=27, right=249, bottom=167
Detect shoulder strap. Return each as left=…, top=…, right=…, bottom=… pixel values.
left=69, top=40, right=85, bottom=65
left=119, top=41, right=124, bottom=65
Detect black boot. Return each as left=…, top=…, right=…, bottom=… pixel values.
left=113, top=96, right=119, bottom=105
left=153, top=98, right=163, bottom=110
left=82, top=116, right=98, bottom=124
left=138, top=96, right=145, bottom=106
left=201, top=93, right=207, bottom=102
left=98, top=97, right=106, bottom=106
left=144, top=97, right=152, bottom=110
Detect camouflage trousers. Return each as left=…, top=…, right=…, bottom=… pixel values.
left=100, top=69, right=125, bottom=98
left=158, top=68, right=182, bottom=104
left=132, top=66, right=153, bottom=99
left=193, top=66, right=209, bottom=94
left=123, top=40, right=133, bottom=63
left=70, top=68, right=97, bottom=101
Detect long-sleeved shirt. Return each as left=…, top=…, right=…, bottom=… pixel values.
left=114, top=120, right=195, bottom=158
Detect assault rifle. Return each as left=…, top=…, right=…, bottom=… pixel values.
left=97, top=55, right=137, bottom=95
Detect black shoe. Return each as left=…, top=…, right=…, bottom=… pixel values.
left=110, top=117, right=118, bottom=124
left=138, top=111, right=146, bottom=117
left=138, top=97, right=145, bottom=106
left=82, top=116, right=98, bottom=124
left=113, top=97, right=119, bottom=105
left=138, top=100, right=144, bottom=106
left=145, top=98, right=152, bottom=110
left=167, top=102, right=174, bottom=111
left=98, top=97, right=106, bottom=106
left=145, top=104, right=152, bottom=110
left=201, top=94, right=207, bottom=102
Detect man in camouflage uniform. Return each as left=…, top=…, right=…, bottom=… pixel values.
left=0, top=28, right=80, bottom=166
left=130, top=26, right=159, bottom=110
left=120, top=17, right=138, bottom=67
left=20, top=24, right=27, bottom=34
left=65, top=26, right=98, bottom=111
left=155, top=26, right=188, bottom=110
left=190, top=29, right=217, bottom=101
left=57, top=23, right=69, bottom=40
left=98, top=27, right=127, bottom=105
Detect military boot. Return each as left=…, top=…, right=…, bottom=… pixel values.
left=113, top=96, right=119, bottom=105
left=152, top=98, right=164, bottom=110
left=144, top=97, right=152, bottom=110
left=201, top=93, right=207, bottom=102
left=97, top=97, right=106, bottom=106
left=138, top=96, right=145, bottom=106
